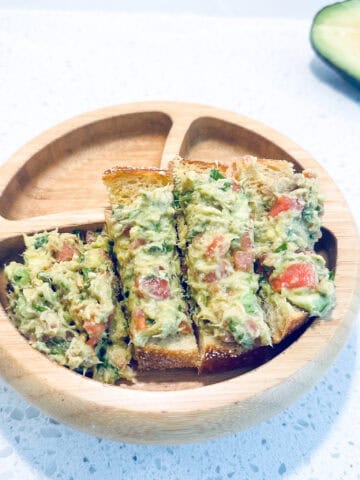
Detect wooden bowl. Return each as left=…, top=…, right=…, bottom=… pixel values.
left=0, top=102, right=358, bottom=444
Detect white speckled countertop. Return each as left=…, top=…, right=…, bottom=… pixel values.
left=0, top=3, right=359, bottom=479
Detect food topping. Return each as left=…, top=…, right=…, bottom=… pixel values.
left=109, top=184, right=191, bottom=347
left=5, top=230, right=133, bottom=383
left=174, top=164, right=272, bottom=350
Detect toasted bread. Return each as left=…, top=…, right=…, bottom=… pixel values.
left=103, top=166, right=171, bottom=205
left=198, top=330, right=271, bottom=374
left=259, top=285, right=309, bottom=344
left=103, top=166, right=198, bottom=371
left=171, top=158, right=272, bottom=373
left=234, top=156, right=326, bottom=345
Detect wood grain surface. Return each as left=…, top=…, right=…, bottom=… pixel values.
left=0, top=102, right=358, bottom=444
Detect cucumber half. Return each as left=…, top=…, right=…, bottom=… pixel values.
left=311, top=0, right=360, bottom=87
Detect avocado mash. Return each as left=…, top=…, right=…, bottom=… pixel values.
left=237, top=157, right=335, bottom=322
left=108, top=184, right=192, bottom=347
left=175, top=166, right=271, bottom=349
left=5, top=230, right=133, bottom=383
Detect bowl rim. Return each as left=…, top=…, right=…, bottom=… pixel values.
left=0, top=101, right=358, bottom=440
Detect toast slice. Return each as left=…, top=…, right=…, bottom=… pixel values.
left=171, top=158, right=272, bottom=373
left=4, top=229, right=133, bottom=384
left=102, top=166, right=198, bottom=370
left=234, top=155, right=324, bottom=254
left=234, top=156, right=335, bottom=344
left=197, top=330, right=272, bottom=374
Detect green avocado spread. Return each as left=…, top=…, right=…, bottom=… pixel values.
left=5, top=230, right=133, bottom=383
left=108, top=184, right=192, bottom=347
left=175, top=167, right=272, bottom=350
left=238, top=157, right=335, bottom=322
left=4, top=158, right=336, bottom=379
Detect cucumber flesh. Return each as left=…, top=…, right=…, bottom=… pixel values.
left=311, top=0, right=360, bottom=86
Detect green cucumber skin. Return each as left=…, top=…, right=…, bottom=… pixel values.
left=310, top=0, right=360, bottom=89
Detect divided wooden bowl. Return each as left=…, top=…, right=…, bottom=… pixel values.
left=0, top=102, right=358, bottom=444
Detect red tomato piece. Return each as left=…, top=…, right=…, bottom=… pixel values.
left=203, top=260, right=231, bottom=282
left=55, top=243, right=78, bottom=262
left=240, top=231, right=253, bottom=251
left=122, top=225, right=132, bottom=237
left=133, top=308, right=147, bottom=331
left=233, top=251, right=254, bottom=272
left=179, top=321, right=192, bottom=334
left=303, top=170, right=315, bottom=179
left=269, top=196, right=302, bottom=217
left=247, top=318, right=259, bottom=335
left=203, top=272, right=217, bottom=283
left=84, top=321, right=106, bottom=347
left=270, top=263, right=317, bottom=292
left=136, top=276, right=171, bottom=300
left=206, top=235, right=228, bottom=257
left=129, top=238, right=146, bottom=250
left=232, top=181, right=241, bottom=192
left=85, top=231, right=97, bottom=244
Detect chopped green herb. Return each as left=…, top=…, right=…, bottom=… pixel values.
left=329, top=270, right=335, bottom=281
left=210, top=169, right=225, bottom=181
left=48, top=339, right=69, bottom=356
left=145, top=274, right=156, bottom=281
left=275, top=243, right=287, bottom=253
left=79, top=253, right=85, bottom=262
left=82, top=267, right=90, bottom=281
left=151, top=222, right=161, bottom=232
left=37, top=271, right=52, bottom=283
left=34, top=235, right=49, bottom=249
left=221, top=181, right=232, bottom=191
left=180, top=191, right=193, bottom=205
left=34, top=304, right=47, bottom=312
left=173, top=190, right=180, bottom=209
left=145, top=318, right=155, bottom=326
left=147, top=243, right=173, bottom=255
left=12, top=267, right=30, bottom=286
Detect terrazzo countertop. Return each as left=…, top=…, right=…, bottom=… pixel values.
left=0, top=3, right=359, bottom=479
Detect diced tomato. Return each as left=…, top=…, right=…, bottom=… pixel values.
left=203, top=260, right=231, bottom=282
left=179, top=321, right=192, bottom=334
left=84, top=321, right=106, bottom=347
left=129, top=238, right=146, bottom=250
left=84, top=321, right=105, bottom=336
left=203, top=272, right=218, bottom=283
left=136, top=276, right=171, bottom=300
left=270, top=263, right=317, bottom=292
left=232, top=181, right=241, bottom=192
left=206, top=235, right=229, bottom=257
left=269, top=196, right=302, bottom=217
left=54, top=243, right=78, bottom=262
left=85, top=231, right=97, bottom=244
left=123, top=225, right=132, bottom=236
left=303, top=170, right=315, bottom=179
left=240, top=231, right=253, bottom=251
left=218, top=331, right=235, bottom=343
left=86, top=336, right=98, bottom=348
left=246, top=319, right=259, bottom=336
left=233, top=251, right=254, bottom=272
left=133, top=308, right=147, bottom=331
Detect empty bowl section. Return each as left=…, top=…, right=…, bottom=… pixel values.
left=180, top=117, right=297, bottom=164
left=0, top=112, right=172, bottom=220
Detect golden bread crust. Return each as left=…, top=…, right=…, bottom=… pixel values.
left=135, top=334, right=199, bottom=370
left=198, top=331, right=271, bottom=374
left=271, top=310, right=309, bottom=344
left=103, top=167, right=171, bottom=205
